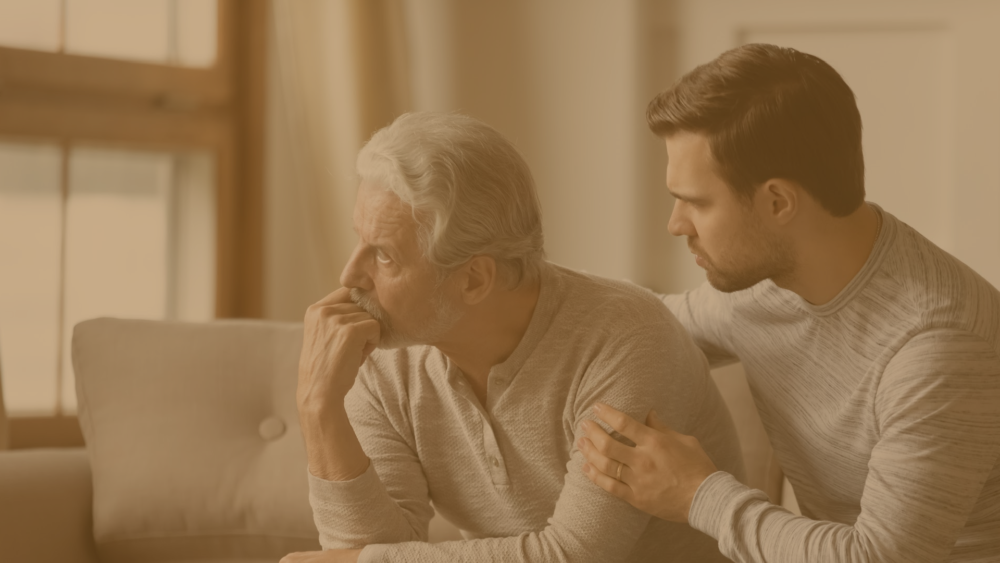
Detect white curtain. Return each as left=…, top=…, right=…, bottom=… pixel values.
left=265, top=0, right=410, bottom=321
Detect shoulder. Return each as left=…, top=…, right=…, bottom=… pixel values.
left=886, top=329, right=1000, bottom=377
left=879, top=329, right=1000, bottom=408
left=876, top=328, right=1000, bottom=430
left=879, top=213, right=1000, bottom=345
left=550, top=264, right=680, bottom=334
left=548, top=267, right=711, bottom=386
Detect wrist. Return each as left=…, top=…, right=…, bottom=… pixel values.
left=682, top=470, right=714, bottom=523
left=687, top=471, right=748, bottom=539
left=301, top=408, right=369, bottom=481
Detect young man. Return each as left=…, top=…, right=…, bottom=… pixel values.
left=282, top=112, right=744, bottom=562
left=579, top=44, right=1000, bottom=562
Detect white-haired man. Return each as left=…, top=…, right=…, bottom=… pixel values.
left=282, top=112, right=744, bottom=563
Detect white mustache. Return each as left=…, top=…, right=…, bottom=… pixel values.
left=349, top=288, right=388, bottom=324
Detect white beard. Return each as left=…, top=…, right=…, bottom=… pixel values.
left=350, top=286, right=462, bottom=349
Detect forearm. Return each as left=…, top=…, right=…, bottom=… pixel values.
left=310, top=462, right=426, bottom=549
left=357, top=514, right=646, bottom=563
left=308, top=380, right=436, bottom=550
left=301, top=403, right=369, bottom=481
left=360, top=535, right=566, bottom=563
left=689, top=470, right=975, bottom=563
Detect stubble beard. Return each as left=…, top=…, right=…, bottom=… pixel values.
left=349, top=285, right=462, bottom=350
left=695, top=220, right=795, bottom=293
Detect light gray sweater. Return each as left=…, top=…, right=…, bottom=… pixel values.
left=667, top=206, right=1000, bottom=562
left=308, top=263, right=745, bottom=562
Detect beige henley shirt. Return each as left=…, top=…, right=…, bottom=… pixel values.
left=308, top=263, right=745, bottom=562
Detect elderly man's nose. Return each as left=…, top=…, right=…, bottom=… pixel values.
left=340, top=245, right=373, bottom=290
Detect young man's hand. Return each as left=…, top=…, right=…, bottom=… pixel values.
left=578, top=403, right=718, bottom=523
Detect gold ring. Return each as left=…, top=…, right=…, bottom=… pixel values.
left=615, top=461, right=624, bottom=481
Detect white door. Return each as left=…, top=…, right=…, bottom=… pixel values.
left=651, top=0, right=1000, bottom=290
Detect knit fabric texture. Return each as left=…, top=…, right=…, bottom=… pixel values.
left=308, top=263, right=745, bottom=562
left=669, top=205, right=1000, bottom=563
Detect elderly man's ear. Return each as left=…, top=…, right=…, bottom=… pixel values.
left=458, top=255, right=497, bottom=305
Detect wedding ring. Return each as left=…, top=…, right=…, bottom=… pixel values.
left=615, top=460, right=624, bottom=481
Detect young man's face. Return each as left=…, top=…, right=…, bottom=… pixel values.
left=339, top=182, right=462, bottom=348
left=664, top=131, right=793, bottom=292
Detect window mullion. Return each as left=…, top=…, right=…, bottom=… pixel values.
left=54, top=140, right=70, bottom=416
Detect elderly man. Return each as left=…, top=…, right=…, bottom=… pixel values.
left=283, top=112, right=743, bottom=562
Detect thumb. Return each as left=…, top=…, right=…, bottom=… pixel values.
left=646, top=409, right=669, bottom=432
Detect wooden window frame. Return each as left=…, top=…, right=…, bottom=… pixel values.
left=0, top=0, right=267, bottom=448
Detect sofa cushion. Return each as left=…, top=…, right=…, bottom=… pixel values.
left=73, top=318, right=320, bottom=563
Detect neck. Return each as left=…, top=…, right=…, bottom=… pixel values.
left=433, top=275, right=542, bottom=400
left=774, top=202, right=880, bottom=305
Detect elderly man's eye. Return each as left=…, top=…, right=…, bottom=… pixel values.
left=375, top=250, right=392, bottom=264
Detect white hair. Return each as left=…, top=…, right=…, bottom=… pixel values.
left=356, top=112, right=545, bottom=287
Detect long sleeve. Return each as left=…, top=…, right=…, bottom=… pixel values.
left=687, top=329, right=1000, bottom=563
left=308, top=296, right=736, bottom=563
left=660, top=282, right=740, bottom=367
left=307, top=373, right=434, bottom=549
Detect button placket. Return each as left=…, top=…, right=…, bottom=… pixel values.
left=481, top=415, right=509, bottom=486
left=451, top=362, right=510, bottom=486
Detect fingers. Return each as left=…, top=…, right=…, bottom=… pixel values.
left=646, top=409, right=670, bottom=432
left=580, top=419, right=638, bottom=466
left=313, top=287, right=353, bottom=307
left=314, top=302, right=366, bottom=318
left=582, top=462, right=633, bottom=501
left=578, top=437, right=634, bottom=483
left=593, top=403, right=650, bottom=444
left=321, top=311, right=373, bottom=325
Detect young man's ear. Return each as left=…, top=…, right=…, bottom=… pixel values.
left=760, top=178, right=799, bottom=226
left=459, top=255, right=497, bottom=305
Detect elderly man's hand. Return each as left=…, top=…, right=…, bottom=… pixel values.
left=297, top=287, right=380, bottom=481
left=577, top=403, right=718, bottom=523
left=280, top=549, right=362, bottom=563
left=298, top=287, right=381, bottom=407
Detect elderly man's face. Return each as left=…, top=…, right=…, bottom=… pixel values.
left=340, top=182, right=462, bottom=348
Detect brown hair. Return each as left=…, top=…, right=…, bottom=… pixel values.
left=647, top=43, right=864, bottom=216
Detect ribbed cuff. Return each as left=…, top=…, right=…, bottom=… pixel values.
left=358, top=543, right=390, bottom=563
left=688, top=471, right=751, bottom=539
left=307, top=460, right=385, bottom=506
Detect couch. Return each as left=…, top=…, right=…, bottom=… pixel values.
left=0, top=318, right=787, bottom=562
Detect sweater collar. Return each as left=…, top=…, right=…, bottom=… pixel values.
left=790, top=202, right=896, bottom=317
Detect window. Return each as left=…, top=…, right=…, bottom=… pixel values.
left=0, top=0, right=264, bottom=438
left=0, top=0, right=217, bottom=66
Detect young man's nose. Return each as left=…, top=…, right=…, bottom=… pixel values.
left=667, top=200, right=694, bottom=238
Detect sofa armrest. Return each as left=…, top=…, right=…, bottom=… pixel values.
left=0, top=447, right=99, bottom=563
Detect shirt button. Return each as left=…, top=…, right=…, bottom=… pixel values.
left=492, top=457, right=499, bottom=467
left=494, top=379, right=504, bottom=386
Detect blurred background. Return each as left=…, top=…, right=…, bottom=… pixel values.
left=1, top=0, right=999, bottom=450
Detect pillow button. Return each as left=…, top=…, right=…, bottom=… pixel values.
left=258, top=416, right=287, bottom=441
